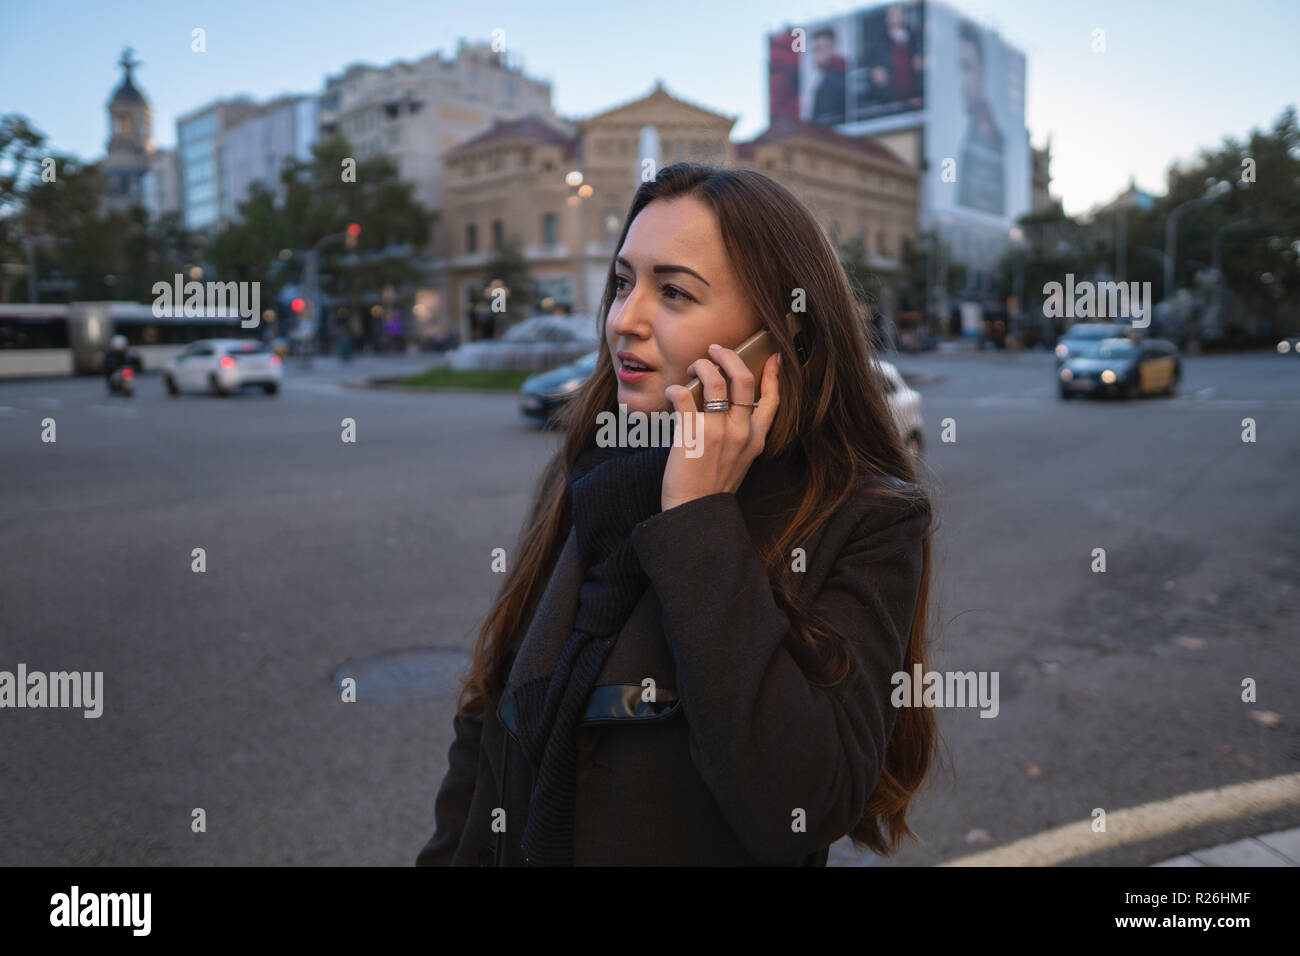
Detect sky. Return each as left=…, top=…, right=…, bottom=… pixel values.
left=2, top=0, right=1296, bottom=215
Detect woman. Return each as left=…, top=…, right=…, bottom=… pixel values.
left=416, top=162, right=936, bottom=866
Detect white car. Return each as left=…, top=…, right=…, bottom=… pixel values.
left=877, top=360, right=924, bottom=459
left=163, top=338, right=282, bottom=396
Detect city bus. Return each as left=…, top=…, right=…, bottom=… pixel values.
left=0, top=302, right=252, bottom=378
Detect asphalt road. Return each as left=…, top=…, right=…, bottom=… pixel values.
left=1, top=349, right=1296, bottom=866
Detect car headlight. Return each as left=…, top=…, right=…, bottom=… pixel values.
left=1060, top=368, right=1073, bottom=381
left=1279, top=341, right=1292, bottom=354
left=1055, top=344, right=1069, bottom=358
left=1100, top=369, right=1116, bottom=384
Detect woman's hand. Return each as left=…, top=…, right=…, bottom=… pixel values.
left=661, top=343, right=781, bottom=512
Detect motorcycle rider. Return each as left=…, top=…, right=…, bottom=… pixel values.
left=102, top=334, right=140, bottom=392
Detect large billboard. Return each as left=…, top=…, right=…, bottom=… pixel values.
left=769, top=1, right=926, bottom=127
left=768, top=2, right=1030, bottom=297
left=924, top=2, right=1028, bottom=223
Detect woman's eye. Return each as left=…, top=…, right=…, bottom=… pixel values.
left=613, top=275, right=690, bottom=303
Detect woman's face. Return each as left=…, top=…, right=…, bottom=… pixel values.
left=605, top=196, right=762, bottom=415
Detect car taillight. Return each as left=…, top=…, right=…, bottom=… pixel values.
left=122, top=367, right=134, bottom=379
left=270, top=354, right=281, bottom=366
left=220, top=356, right=235, bottom=369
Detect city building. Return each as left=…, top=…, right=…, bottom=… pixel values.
left=318, top=39, right=554, bottom=217
left=441, top=83, right=918, bottom=340
left=768, top=0, right=1033, bottom=327
left=735, top=115, right=919, bottom=318
left=101, top=48, right=154, bottom=214
left=442, top=82, right=731, bottom=337
left=1081, top=176, right=1160, bottom=280
left=222, top=95, right=319, bottom=218
left=142, top=148, right=181, bottom=220
left=175, top=98, right=262, bottom=231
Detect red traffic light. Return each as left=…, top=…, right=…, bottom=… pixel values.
left=346, top=223, right=361, bottom=238
left=291, top=297, right=305, bottom=314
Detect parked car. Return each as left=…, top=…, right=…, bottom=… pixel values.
left=519, top=351, right=925, bottom=458
left=451, top=314, right=599, bottom=372
left=501, top=314, right=599, bottom=343
left=877, top=360, right=925, bottom=459
left=520, top=350, right=600, bottom=425
left=163, top=339, right=282, bottom=396
left=1058, top=337, right=1180, bottom=400
left=1054, top=322, right=1132, bottom=368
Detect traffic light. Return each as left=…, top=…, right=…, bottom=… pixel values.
left=346, top=223, right=361, bottom=250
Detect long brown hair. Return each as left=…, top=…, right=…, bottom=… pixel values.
left=456, top=162, right=939, bottom=857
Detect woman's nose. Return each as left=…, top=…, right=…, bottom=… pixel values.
left=608, top=288, right=654, bottom=338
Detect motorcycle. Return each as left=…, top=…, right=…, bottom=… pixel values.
left=107, top=366, right=136, bottom=397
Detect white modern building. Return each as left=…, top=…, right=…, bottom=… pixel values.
left=143, top=147, right=181, bottom=220
left=222, top=95, right=320, bottom=218
left=318, top=39, right=555, bottom=221
left=176, top=98, right=263, bottom=231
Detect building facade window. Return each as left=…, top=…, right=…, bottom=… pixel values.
left=491, top=219, right=504, bottom=250
left=541, top=212, right=558, bottom=246
left=602, top=208, right=621, bottom=244
left=466, top=222, right=478, bottom=253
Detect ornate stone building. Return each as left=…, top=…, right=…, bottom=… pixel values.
left=440, top=83, right=919, bottom=338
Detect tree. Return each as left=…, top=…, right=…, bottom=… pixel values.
left=478, top=236, right=534, bottom=333
left=837, top=233, right=883, bottom=311
left=208, top=134, right=432, bottom=345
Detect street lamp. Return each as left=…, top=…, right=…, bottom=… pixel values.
left=1211, top=217, right=1255, bottom=276
left=566, top=171, right=593, bottom=312
left=1164, top=180, right=1231, bottom=301
left=300, top=224, right=362, bottom=358
left=20, top=234, right=70, bottom=304
left=1008, top=227, right=1026, bottom=325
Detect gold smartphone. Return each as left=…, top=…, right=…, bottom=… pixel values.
left=685, top=314, right=809, bottom=411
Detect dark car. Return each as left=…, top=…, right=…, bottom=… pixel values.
left=520, top=350, right=599, bottom=425
left=1058, top=337, right=1180, bottom=400
left=1054, top=322, right=1132, bottom=368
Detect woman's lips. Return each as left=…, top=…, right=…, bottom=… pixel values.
left=616, top=362, right=653, bottom=384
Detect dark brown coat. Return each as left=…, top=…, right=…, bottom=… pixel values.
left=415, top=451, right=930, bottom=866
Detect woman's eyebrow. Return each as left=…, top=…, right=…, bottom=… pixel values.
left=615, top=255, right=711, bottom=287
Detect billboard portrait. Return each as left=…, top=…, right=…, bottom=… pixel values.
left=925, top=4, right=1029, bottom=225
left=799, top=17, right=853, bottom=126
left=767, top=2, right=925, bottom=129
left=955, top=17, right=1006, bottom=216
left=852, top=1, right=925, bottom=120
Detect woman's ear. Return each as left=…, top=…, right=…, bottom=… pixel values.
left=785, top=312, right=812, bottom=366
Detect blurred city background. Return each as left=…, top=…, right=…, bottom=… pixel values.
left=1, top=0, right=1297, bottom=867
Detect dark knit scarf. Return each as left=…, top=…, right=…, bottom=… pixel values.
left=508, top=437, right=674, bottom=865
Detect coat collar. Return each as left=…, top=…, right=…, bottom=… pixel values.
left=500, top=447, right=815, bottom=703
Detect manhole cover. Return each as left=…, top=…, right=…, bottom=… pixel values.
left=333, top=646, right=470, bottom=701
